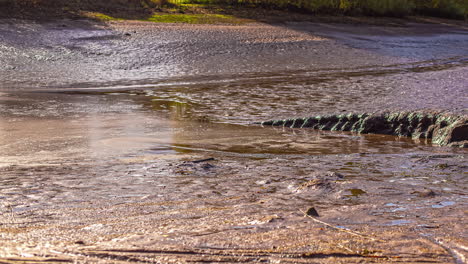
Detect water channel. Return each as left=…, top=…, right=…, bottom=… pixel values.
left=0, top=19, right=467, bottom=262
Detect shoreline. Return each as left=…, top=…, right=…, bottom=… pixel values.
left=0, top=1, right=467, bottom=26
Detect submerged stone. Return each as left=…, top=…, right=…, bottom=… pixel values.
left=259, top=111, right=467, bottom=147
left=305, top=207, right=320, bottom=217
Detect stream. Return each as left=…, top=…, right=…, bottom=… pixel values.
left=0, top=19, right=467, bottom=263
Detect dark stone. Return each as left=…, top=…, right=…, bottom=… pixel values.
left=302, top=118, right=317, bottom=128
left=328, top=172, right=344, bottom=179
left=283, top=119, right=294, bottom=128
left=340, top=121, right=353, bottom=131
left=426, top=124, right=436, bottom=139
left=305, top=207, right=320, bottom=217
left=201, top=163, right=215, bottom=170
left=272, top=120, right=285, bottom=126
left=319, top=121, right=334, bottom=130
left=449, top=140, right=468, bottom=148
left=291, top=118, right=305, bottom=128
left=439, top=121, right=448, bottom=129
left=447, top=123, right=468, bottom=143
left=192, top=158, right=215, bottom=163
left=359, top=115, right=387, bottom=134
left=413, top=189, right=437, bottom=198
left=258, top=111, right=467, bottom=147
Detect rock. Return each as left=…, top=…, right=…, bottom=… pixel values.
left=201, top=163, right=215, bottom=170
left=295, top=171, right=344, bottom=193
left=255, top=180, right=271, bottom=185
left=448, top=140, right=468, bottom=148
left=259, top=111, right=467, bottom=147
left=305, top=207, right=320, bottom=217
left=327, top=172, right=344, bottom=179
left=434, top=122, right=468, bottom=146
left=413, top=189, right=437, bottom=198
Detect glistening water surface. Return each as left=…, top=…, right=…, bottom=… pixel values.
left=0, top=88, right=443, bottom=167
left=0, top=19, right=467, bottom=262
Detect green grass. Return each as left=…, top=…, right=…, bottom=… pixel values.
left=86, top=11, right=251, bottom=24
left=88, top=12, right=123, bottom=21
left=144, top=13, right=249, bottom=23
left=1, top=0, right=467, bottom=20
left=167, top=0, right=467, bottom=18
left=416, top=0, right=467, bottom=19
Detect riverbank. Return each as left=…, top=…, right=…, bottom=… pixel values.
left=0, top=0, right=467, bottom=24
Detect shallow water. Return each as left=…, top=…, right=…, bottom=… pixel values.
left=0, top=89, right=439, bottom=167
left=0, top=20, right=467, bottom=262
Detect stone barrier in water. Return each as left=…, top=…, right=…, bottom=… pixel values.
left=258, top=112, right=467, bottom=147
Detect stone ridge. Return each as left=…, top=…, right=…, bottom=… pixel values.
left=258, top=112, right=468, bottom=147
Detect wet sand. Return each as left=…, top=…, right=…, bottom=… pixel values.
left=0, top=19, right=467, bottom=263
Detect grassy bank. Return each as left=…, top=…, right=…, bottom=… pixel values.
left=176, top=0, right=468, bottom=18
left=0, top=0, right=466, bottom=20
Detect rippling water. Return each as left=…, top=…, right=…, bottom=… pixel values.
left=0, top=19, right=467, bottom=260
left=1, top=19, right=467, bottom=200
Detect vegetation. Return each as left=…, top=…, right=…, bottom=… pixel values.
left=0, top=0, right=466, bottom=20
left=145, top=13, right=247, bottom=23
left=173, top=0, right=468, bottom=18
left=87, top=11, right=249, bottom=23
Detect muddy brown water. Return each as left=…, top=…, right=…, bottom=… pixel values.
left=0, top=19, right=467, bottom=263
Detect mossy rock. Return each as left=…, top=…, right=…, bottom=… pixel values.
left=260, top=111, right=467, bottom=147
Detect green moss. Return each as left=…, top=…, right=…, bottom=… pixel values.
left=435, top=163, right=449, bottom=169
left=346, top=188, right=367, bottom=197
left=182, top=0, right=467, bottom=18
left=300, top=118, right=310, bottom=128
left=263, top=111, right=466, bottom=147
left=86, top=9, right=252, bottom=24
left=144, top=13, right=248, bottom=24
left=87, top=12, right=123, bottom=21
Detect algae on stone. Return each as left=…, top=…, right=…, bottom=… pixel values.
left=260, top=111, right=468, bottom=147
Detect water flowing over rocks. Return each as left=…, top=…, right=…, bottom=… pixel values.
left=259, top=111, right=468, bottom=147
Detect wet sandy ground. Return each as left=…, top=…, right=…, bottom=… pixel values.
left=0, top=19, right=467, bottom=263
